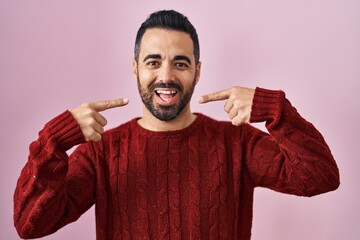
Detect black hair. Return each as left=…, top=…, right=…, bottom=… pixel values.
left=134, top=10, right=200, bottom=64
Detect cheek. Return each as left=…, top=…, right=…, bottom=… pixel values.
left=138, top=70, right=155, bottom=86
left=180, top=73, right=197, bottom=89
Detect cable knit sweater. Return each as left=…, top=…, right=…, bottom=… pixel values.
left=14, top=88, right=340, bottom=239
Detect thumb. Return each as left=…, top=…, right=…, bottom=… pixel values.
left=91, top=98, right=129, bottom=112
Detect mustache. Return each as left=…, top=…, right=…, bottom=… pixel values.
left=149, top=82, right=183, bottom=92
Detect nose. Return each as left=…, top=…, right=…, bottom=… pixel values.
left=157, top=62, right=175, bottom=83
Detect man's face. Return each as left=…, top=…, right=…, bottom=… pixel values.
left=133, top=28, right=201, bottom=121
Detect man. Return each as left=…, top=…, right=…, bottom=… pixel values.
left=14, top=10, right=340, bottom=240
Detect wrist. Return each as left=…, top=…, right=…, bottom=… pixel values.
left=250, top=87, right=285, bottom=124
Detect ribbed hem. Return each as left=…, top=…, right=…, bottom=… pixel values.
left=250, top=87, right=285, bottom=125
left=44, top=110, right=86, bottom=150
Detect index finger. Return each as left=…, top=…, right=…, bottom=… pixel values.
left=198, top=89, right=231, bottom=104
left=91, top=98, right=129, bottom=112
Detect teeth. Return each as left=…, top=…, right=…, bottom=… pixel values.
left=156, top=90, right=177, bottom=94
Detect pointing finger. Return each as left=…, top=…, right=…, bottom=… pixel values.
left=91, top=98, right=129, bottom=112
left=198, top=89, right=231, bottom=104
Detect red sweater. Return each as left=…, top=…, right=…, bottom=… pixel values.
left=14, top=88, right=340, bottom=239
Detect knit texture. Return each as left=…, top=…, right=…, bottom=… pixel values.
left=14, top=88, right=340, bottom=239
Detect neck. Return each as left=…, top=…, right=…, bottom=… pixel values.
left=138, top=105, right=197, bottom=131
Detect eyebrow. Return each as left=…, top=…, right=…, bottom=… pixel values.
left=143, top=54, right=161, bottom=62
left=142, top=54, right=192, bottom=65
left=174, top=55, right=192, bottom=65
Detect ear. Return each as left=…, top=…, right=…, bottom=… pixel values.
left=132, top=58, right=138, bottom=81
left=195, top=61, right=201, bottom=84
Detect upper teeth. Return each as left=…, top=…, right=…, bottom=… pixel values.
left=156, top=90, right=177, bottom=94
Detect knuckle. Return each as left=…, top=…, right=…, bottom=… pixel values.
left=233, top=86, right=241, bottom=92
left=214, top=92, right=222, bottom=100
left=229, top=94, right=237, bottom=101
left=88, top=110, right=98, bottom=119
left=81, top=102, right=91, bottom=108
left=238, top=114, right=248, bottom=124
left=224, top=102, right=230, bottom=111
left=233, top=101, right=242, bottom=109
left=229, top=111, right=237, bottom=119
left=231, top=118, right=239, bottom=126
left=104, top=100, right=111, bottom=108
left=81, top=108, right=94, bottom=119
left=88, top=118, right=96, bottom=127
left=87, top=128, right=95, bottom=136
left=93, top=135, right=101, bottom=142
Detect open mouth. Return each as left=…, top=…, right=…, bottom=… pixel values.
left=155, top=89, right=178, bottom=103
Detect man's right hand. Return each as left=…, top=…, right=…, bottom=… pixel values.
left=70, top=98, right=129, bottom=142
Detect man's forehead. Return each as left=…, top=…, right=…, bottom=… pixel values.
left=139, top=28, right=194, bottom=57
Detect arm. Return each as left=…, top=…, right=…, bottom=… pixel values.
left=14, top=98, right=129, bottom=238
left=244, top=87, right=340, bottom=196
left=13, top=111, right=94, bottom=238
left=199, top=87, right=340, bottom=196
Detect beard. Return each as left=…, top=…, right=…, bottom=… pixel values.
left=137, top=76, right=196, bottom=121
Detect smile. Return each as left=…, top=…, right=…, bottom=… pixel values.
left=155, top=89, right=178, bottom=104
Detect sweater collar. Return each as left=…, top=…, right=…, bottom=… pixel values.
left=130, top=113, right=207, bottom=137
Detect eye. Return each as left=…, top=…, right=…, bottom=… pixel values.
left=146, top=61, right=160, bottom=67
left=175, top=62, right=189, bottom=68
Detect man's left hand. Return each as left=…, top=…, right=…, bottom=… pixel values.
left=198, top=86, right=255, bottom=125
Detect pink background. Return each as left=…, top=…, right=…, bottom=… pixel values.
left=1, top=1, right=359, bottom=239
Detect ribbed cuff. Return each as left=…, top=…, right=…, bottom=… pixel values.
left=44, top=110, right=86, bottom=150
left=250, top=87, right=285, bottom=124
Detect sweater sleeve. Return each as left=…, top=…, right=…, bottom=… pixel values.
left=14, top=111, right=97, bottom=238
left=244, top=87, right=340, bottom=196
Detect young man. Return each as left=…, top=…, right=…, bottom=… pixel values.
left=14, top=10, right=340, bottom=240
